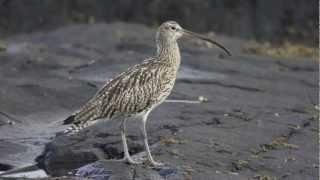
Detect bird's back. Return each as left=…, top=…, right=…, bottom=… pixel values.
left=63, top=57, right=178, bottom=133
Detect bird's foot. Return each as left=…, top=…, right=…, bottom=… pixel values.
left=122, top=157, right=143, bottom=165
left=146, top=160, right=165, bottom=167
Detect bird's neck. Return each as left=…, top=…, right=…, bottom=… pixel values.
left=156, top=39, right=181, bottom=69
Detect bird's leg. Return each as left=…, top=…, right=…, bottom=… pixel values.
left=120, top=118, right=140, bottom=164
left=141, top=113, right=164, bottom=166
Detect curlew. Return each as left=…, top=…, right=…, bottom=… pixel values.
left=63, top=21, right=231, bottom=166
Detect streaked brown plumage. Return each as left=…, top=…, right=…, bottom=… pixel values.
left=66, top=57, right=178, bottom=125
left=63, top=21, right=230, bottom=166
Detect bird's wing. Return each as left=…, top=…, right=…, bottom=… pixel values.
left=65, top=58, right=173, bottom=126
left=96, top=59, right=173, bottom=118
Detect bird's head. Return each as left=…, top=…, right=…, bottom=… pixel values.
left=157, top=21, right=231, bottom=56
left=158, top=21, right=184, bottom=40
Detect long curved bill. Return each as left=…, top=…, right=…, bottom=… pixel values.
left=182, top=29, right=232, bottom=56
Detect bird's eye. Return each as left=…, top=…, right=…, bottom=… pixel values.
left=170, top=26, right=176, bottom=30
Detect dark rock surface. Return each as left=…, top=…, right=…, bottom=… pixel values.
left=71, top=160, right=184, bottom=180
left=0, top=22, right=318, bottom=179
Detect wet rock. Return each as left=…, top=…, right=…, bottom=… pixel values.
left=0, top=163, right=13, bottom=171
left=35, top=120, right=149, bottom=176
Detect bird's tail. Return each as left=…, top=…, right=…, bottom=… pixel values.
left=61, top=114, right=81, bottom=135
left=60, top=100, right=102, bottom=135
left=61, top=113, right=100, bottom=136
left=63, top=114, right=76, bottom=125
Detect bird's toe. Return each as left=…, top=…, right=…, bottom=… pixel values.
left=123, top=157, right=143, bottom=165
left=148, top=160, right=165, bottom=167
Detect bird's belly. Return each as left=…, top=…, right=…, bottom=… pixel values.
left=110, top=77, right=176, bottom=120
left=152, top=81, right=175, bottom=106
left=130, top=96, right=167, bottom=119
left=129, top=83, right=174, bottom=119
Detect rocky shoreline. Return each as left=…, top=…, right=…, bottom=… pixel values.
left=0, top=22, right=318, bottom=179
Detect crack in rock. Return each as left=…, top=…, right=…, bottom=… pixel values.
left=178, top=79, right=264, bottom=92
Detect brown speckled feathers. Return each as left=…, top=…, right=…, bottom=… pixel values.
left=63, top=55, right=179, bottom=134
left=61, top=21, right=230, bottom=167
left=63, top=22, right=185, bottom=135
left=63, top=20, right=231, bottom=135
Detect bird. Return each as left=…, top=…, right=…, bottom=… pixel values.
left=62, top=21, right=231, bottom=166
